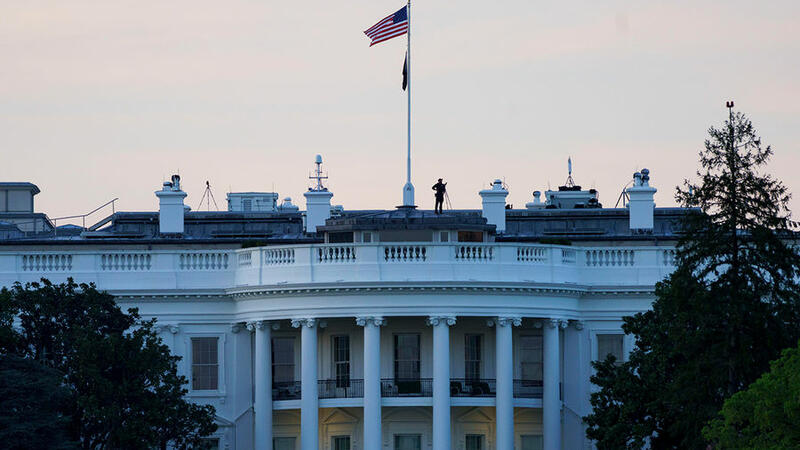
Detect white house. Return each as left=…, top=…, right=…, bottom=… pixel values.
left=0, top=163, right=681, bottom=450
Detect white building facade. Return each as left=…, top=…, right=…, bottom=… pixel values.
left=0, top=168, right=680, bottom=450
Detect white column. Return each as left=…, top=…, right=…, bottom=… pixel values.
left=427, top=315, right=455, bottom=450
left=292, top=318, right=319, bottom=450
left=491, top=316, right=520, bottom=450
left=247, top=321, right=273, bottom=450
left=357, top=316, right=385, bottom=450
left=543, top=319, right=565, bottom=450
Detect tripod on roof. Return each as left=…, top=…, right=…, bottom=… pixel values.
left=198, top=181, right=219, bottom=211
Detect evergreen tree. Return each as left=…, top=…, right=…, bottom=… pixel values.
left=703, top=339, right=800, bottom=448
left=584, top=105, right=800, bottom=449
left=1, top=279, right=217, bottom=449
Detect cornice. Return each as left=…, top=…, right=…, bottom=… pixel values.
left=107, top=282, right=655, bottom=302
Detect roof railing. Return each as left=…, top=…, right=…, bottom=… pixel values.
left=52, top=198, right=119, bottom=236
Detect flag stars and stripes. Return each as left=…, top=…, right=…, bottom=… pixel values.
left=364, top=6, right=408, bottom=46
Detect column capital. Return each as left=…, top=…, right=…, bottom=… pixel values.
left=356, top=316, right=387, bottom=327
left=536, top=318, right=567, bottom=329
left=159, top=323, right=180, bottom=334
left=487, top=316, right=522, bottom=327
left=231, top=322, right=245, bottom=333
left=570, top=319, right=585, bottom=330
left=291, top=318, right=318, bottom=328
left=426, top=315, right=456, bottom=327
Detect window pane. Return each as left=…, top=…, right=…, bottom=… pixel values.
left=394, top=435, right=421, bottom=450
left=520, top=335, right=543, bottom=381
left=394, top=334, right=420, bottom=380
left=274, top=437, right=296, bottom=450
left=333, top=436, right=351, bottom=450
left=191, top=338, right=218, bottom=391
left=272, top=337, right=295, bottom=383
left=597, top=334, right=624, bottom=363
left=521, top=435, right=543, bottom=450
left=333, top=336, right=350, bottom=387
left=466, top=434, right=483, bottom=450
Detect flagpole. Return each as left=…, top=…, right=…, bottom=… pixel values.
left=402, top=0, right=415, bottom=207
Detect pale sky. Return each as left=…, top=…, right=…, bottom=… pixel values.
left=2, top=0, right=799, bottom=223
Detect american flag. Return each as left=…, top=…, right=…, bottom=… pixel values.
left=364, top=6, right=408, bottom=47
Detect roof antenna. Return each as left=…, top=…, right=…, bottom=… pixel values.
left=309, top=154, right=328, bottom=191
left=198, top=181, right=219, bottom=211
left=565, top=157, right=575, bottom=187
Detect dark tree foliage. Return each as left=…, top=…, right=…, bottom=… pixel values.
left=584, top=109, right=800, bottom=449
left=0, top=278, right=217, bottom=449
left=0, top=355, right=77, bottom=449
left=703, top=340, right=800, bottom=448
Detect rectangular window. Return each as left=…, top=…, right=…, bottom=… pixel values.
left=332, top=436, right=351, bottom=450
left=521, top=435, right=543, bottom=450
left=394, top=434, right=421, bottom=450
left=274, top=437, right=296, bottom=450
left=191, top=337, right=219, bottom=391
left=597, top=334, right=624, bottom=364
left=200, top=438, right=220, bottom=450
left=363, top=232, right=372, bottom=243
left=457, top=231, right=483, bottom=242
left=465, top=434, right=483, bottom=450
left=465, top=334, right=482, bottom=380
left=394, top=334, right=421, bottom=380
left=272, top=337, right=295, bottom=383
left=440, top=231, right=449, bottom=242
left=520, top=335, right=543, bottom=381
left=332, top=335, right=350, bottom=387
left=242, top=199, right=252, bottom=211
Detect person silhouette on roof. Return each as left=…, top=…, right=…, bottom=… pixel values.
left=432, top=178, right=447, bottom=214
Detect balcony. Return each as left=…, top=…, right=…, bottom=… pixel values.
left=273, top=381, right=301, bottom=400
left=380, top=378, right=433, bottom=397
left=513, top=379, right=543, bottom=399
left=318, top=379, right=363, bottom=399
left=271, top=379, right=547, bottom=401
left=450, top=378, right=495, bottom=397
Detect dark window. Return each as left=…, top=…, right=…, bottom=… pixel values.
left=465, top=334, right=482, bottom=380
left=394, top=434, right=421, bottom=450
left=328, top=232, right=354, bottom=243
left=521, top=435, right=543, bottom=450
left=394, top=334, right=420, bottom=380
left=465, top=434, right=484, bottom=450
left=597, top=334, right=624, bottom=365
left=272, top=337, right=295, bottom=383
left=520, top=335, right=543, bottom=381
left=332, top=335, right=350, bottom=387
left=332, top=436, right=351, bottom=450
left=457, top=231, right=483, bottom=242
left=200, top=438, right=220, bottom=450
left=191, top=337, right=218, bottom=390
left=274, top=437, right=296, bottom=450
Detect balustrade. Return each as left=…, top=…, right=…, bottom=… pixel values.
left=179, top=252, right=229, bottom=270
left=100, top=253, right=151, bottom=271
left=454, top=245, right=494, bottom=262
left=383, top=245, right=427, bottom=262
left=21, top=254, right=72, bottom=271
left=317, top=245, right=356, bottom=263
left=585, top=249, right=635, bottom=267
left=264, top=248, right=295, bottom=265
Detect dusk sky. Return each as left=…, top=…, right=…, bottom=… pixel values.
left=3, top=0, right=799, bottom=222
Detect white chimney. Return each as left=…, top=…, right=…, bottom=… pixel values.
left=627, top=168, right=657, bottom=230
left=479, top=179, right=509, bottom=233
left=155, top=174, right=188, bottom=234
left=303, top=155, right=333, bottom=233
left=525, top=190, right=545, bottom=210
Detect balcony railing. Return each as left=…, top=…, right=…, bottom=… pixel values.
left=271, top=378, right=553, bottom=401
left=513, top=379, right=543, bottom=398
left=273, top=381, right=301, bottom=400
left=381, top=378, right=433, bottom=397
left=318, top=379, right=364, bottom=399
left=450, top=378, right=496, bottom=397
